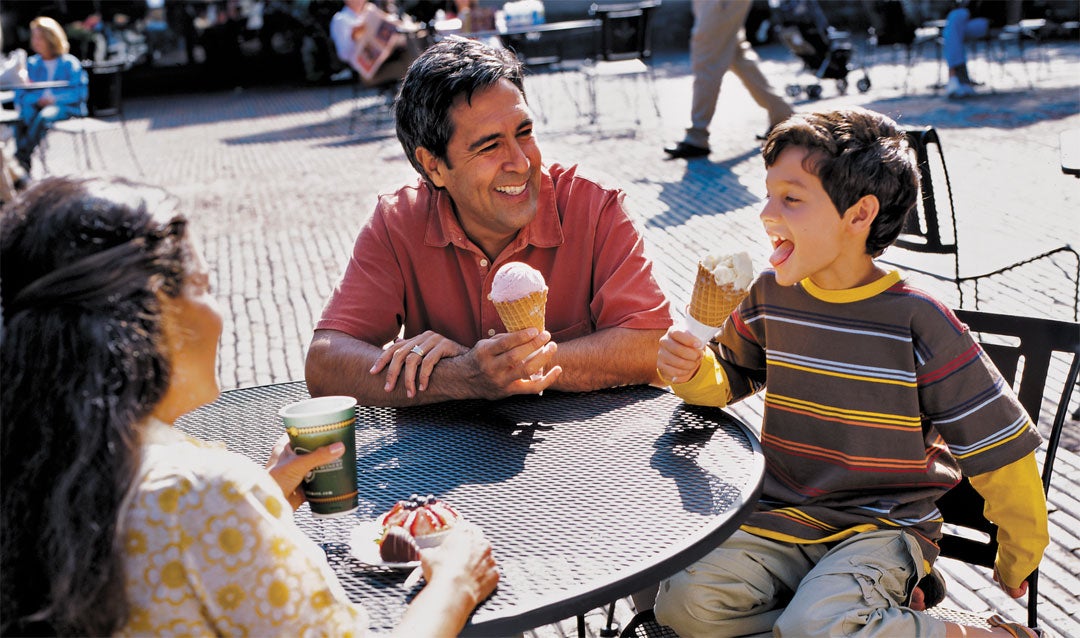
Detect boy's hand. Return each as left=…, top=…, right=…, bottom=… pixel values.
left=657, top=327, right=705, bottom=385
left=993, top=565, right=1028, bottom=599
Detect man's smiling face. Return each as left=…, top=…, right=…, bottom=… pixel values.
left=419, top=79, right=543, bottom=259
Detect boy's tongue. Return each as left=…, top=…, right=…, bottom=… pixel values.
left=770, top=240, right=794, bottom=267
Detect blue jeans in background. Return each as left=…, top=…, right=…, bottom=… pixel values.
left=943, top=8, right=990, bottom=68
left=15, top=103, right=80, bottom=171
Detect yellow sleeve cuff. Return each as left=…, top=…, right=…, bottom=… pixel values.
left=670, top=347, right=733, bottom=408
left=969, top=452, right=1048, bottom=588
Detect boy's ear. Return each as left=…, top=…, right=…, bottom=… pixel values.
left=844, top=195, right=879, bottom=234
left=415, top=147, right=446, bottom=188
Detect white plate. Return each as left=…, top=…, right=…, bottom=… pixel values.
left=349, top=522, right=421, bottom=569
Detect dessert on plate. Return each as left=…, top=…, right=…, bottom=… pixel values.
left=378, top=526, right=421, bottom=563
left=377, top=493, right=461, bottom=549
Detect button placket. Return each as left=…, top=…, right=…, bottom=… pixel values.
left=479, top=255, right=497, bottom=338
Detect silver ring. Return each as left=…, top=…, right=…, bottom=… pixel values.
left=410, top=345, right=425, bottom=357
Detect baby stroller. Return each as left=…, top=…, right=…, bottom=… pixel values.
left=768, top=0, right=871, bottom=99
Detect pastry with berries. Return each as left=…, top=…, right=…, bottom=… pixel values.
left=377, top=494, right=461, bottom=548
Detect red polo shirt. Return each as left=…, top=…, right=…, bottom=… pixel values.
left=317, top=163, right=672, bottom=347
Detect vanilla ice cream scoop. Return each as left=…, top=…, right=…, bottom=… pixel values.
left=700, top=251, right=754, bottom=291
left=489, top=261, right=547, bottom=303
left=684, top=252, right=755, bottom=341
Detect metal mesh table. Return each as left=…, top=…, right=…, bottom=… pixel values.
left=176, top=382, right=764, bottom=636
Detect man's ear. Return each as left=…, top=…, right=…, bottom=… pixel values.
left=415, top=147, right=445, bottom=188
left=844, top=194, right=879, bottom=233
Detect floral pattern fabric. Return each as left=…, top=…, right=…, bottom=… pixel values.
left=116, top=419, right=367, bottom=637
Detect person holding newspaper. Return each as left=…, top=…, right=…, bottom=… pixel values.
left=330, top=0, right=417, bottom=85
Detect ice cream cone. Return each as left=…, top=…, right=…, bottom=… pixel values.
left=493, top=289, right=547, bottom=333
left=689, top=262, right=749, bottom=328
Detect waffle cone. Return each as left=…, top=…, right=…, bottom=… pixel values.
left=689, top=263, right=748, bottom=327
left=493, top=289, right=547, bottom=332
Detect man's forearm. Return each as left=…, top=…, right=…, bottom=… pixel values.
left=306, top=330, right=486, bottom=406
left=548, top=327, right=665, bottom=392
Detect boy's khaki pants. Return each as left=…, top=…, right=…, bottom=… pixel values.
left=653, top=529, right=947, bottom=637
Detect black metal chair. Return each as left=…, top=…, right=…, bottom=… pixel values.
left=894, top=126, right=1080, bottom=320
left=583, top=0, right=661, bottom=125
left=921, top=309, right=1080, bottom=632
left=40, top=62, right=144, bottom=178
left=619, top=608, right=678, bottom=638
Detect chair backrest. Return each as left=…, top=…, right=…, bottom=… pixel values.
left=85, top=60, right=124, bottom=117
left=936, top=309, right=1080, bottom=628
left=896, top=126, right=1079, bottom=319
left=589, top=0, right=659, bottom=63
left=896, top=126, right=959, bottom=256
left=619, top=608, right=679, bottom=638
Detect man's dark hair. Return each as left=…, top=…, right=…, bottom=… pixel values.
left=394, top=36, right=526, bottom=181
left=762, top=107, right=919, bottom=257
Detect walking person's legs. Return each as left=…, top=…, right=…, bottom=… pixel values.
left=665, top=0, right=750, bottom=157
left=728, top=28, right=794, bottom=131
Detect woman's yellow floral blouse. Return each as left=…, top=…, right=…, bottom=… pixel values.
left=116, top=419, right=368, bottom=637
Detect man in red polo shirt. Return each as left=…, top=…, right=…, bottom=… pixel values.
left=306, top=37, right=672, bottom=406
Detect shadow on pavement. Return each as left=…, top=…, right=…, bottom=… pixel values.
left=645, top=147, right=762, bottom=231
left=864, top=85, right=1079, bottom=129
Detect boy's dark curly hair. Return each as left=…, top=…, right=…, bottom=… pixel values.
left=762, top=107, right=920, bottom=257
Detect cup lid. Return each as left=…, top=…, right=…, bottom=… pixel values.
left=279, top=396, right=357, bottom=427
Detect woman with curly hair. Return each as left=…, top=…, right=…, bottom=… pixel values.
left=0, top=176, right=499, bottom=637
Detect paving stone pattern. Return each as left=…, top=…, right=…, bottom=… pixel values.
left=32, top=38, right=1080, bottom=637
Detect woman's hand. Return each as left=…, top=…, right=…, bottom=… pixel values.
left=421, top=523, right=500, bottom=608
left=657, top=327, right=705, bottom=385
left=265, top=434, right=344, bottom=510
left=391, top=522, right=500, bottom=637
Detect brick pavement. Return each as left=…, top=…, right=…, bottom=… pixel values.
left=31, top=36, right=1080, bottom=636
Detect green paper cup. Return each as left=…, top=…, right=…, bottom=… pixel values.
left=279, top=396, right=359, bottom=518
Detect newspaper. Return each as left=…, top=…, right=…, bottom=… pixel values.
left=352, top=4, right=406, bottom=83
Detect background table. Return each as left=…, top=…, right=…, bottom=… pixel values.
left=461, top=18, right=602, bottom=40
left=0, top=80, right=73, bottom=91
left=177, top=382, right=764, bottom=636
left=441, top=19, right=602, bottom=67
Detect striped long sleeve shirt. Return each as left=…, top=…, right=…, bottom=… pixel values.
left=672, top=270, right=1046, bottom=577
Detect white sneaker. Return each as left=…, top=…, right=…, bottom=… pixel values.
left=946, top=77, right=976, bottom=99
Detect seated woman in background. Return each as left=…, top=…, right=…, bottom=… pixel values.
left=0, top=176, right=499, bottom=637
left=12, top=16, right=88, bottom=174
